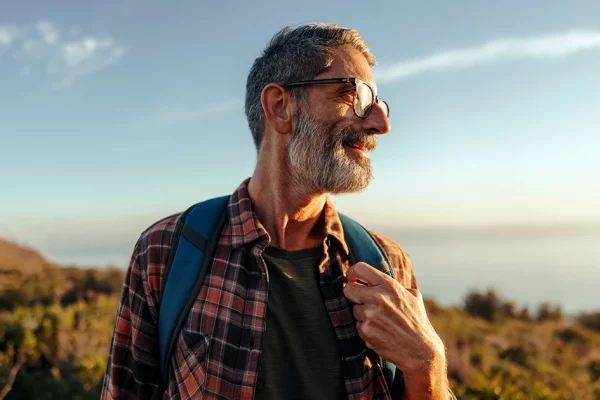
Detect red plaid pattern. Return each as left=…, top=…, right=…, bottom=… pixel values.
left=101, top=178, right=428, bottom=400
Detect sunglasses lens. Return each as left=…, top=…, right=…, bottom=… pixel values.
left=355, top=81, right=373, bottom=117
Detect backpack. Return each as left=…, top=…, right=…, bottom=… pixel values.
left=158, top=196, right=397, bottom=392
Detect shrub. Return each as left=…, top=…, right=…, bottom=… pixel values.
left=589, top=359, right=600, bottom=381
left=536, top=302, right=563, bottom=322
left=578, top=311, right=600, bottom=332
left=499, top=345, right=530, bottom=368
left=464, top=289, right=502, bottom=322
left=556, top=327, right=588, bottom=345
left=517, top=306, right=532, bottom=322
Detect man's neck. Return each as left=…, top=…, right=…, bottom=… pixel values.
left=247, top=156, right=328, bottom=251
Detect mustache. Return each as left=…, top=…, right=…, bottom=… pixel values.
left=340, top=129, right=378, bottom=152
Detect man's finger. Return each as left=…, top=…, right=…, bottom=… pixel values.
left=346, top=262, right=389, bottom=287
left=351, top=304, right=367, bottom=322
left=405, top=287, right=422, bottom=301
left=343, top=281, right=371, bottom=304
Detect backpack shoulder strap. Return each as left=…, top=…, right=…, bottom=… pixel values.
left=158, top=195, right=231, bottom=383
left=338, top=212, right=397, bottom=392
left=338, top=212, right=395, bottom=279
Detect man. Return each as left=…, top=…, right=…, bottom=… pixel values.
left=102, top=23, right=454, bottom=399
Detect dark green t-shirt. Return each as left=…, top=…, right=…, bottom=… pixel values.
left=254, top=244, right=347, bottom=400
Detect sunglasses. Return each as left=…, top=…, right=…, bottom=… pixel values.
left=282, top=77, right=389, bottom=119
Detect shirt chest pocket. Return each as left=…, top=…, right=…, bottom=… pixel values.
left=171, top=328, right=209, bottom=398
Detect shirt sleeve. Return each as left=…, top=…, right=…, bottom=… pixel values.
left=101, top=237, right=163, bottom=400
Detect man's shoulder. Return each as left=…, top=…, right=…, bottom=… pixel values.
left=127, top=212, right=184, bottom=301
left=368, top=231, right=409, bottom=264
left=368, top=230, right=418, bottom=290
left=138, top=212, right=183, bottom=248
left=131, top=212, right=184, bottom=274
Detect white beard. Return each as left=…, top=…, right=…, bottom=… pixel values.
left=287, top=108, right=374, bottom=195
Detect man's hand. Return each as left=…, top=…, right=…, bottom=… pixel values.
left=343, top=262, right=449, bottom=399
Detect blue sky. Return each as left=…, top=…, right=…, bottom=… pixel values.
left=1, top=0, right=599, bottom=270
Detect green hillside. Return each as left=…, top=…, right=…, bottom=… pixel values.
left=1, top=239, right=599, bottom=399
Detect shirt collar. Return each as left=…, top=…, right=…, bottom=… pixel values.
left=226, top=178, right=269, bottom=249
left=225, top=178, right=349, bottom=257
left=321, top=196, right=350, bottom=256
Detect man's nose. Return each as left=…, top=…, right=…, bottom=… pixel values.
left=363, top=102, right=391, bottom=134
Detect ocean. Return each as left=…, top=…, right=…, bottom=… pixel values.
left=385, top=225, right=600, bottom=314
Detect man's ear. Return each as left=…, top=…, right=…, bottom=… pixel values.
left=261, top=83, right=295, bottom=135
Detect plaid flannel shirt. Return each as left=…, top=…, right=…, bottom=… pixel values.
left=101, top=178, right=452, bottom=399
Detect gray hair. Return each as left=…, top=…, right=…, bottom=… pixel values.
left=244, top=23, right=375, bottom=151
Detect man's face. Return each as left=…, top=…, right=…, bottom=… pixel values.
left=287, top=47, right=391, bottom=195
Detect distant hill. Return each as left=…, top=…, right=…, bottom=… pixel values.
left=0, top=238, right=59, bottom=302
left=0, top=238, right=53, bottom=274
left=0, top=238, right=124, bottom=310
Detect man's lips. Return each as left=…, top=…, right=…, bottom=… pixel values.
left=344, top=142, right=373, bottom=152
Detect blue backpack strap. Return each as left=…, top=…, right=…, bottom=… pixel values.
left=338, top=212, right=397, bottom=393
left=158, top=195, right=231, bottom=384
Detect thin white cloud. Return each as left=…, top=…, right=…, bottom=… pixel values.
left=0, top=25, right=18, bottom=46
left=375, top=30, right=600, bottom=82
left=0, top=20, right=125, bottom=87
left=123, top=99, right=242, bottom=131
left=36, top=20, right=60, bottom=45
left=50, top=36, right=125, bottom=88
left=62, top=37, right=122, bottom=67
left=116, top=99, right=242, bottom=151
left=155, top=99, right=243, bottom=125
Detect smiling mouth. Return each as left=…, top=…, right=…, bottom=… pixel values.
left=346, top=143, right=366, bottom=151
left=343, top=142, right=372, bottom=154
